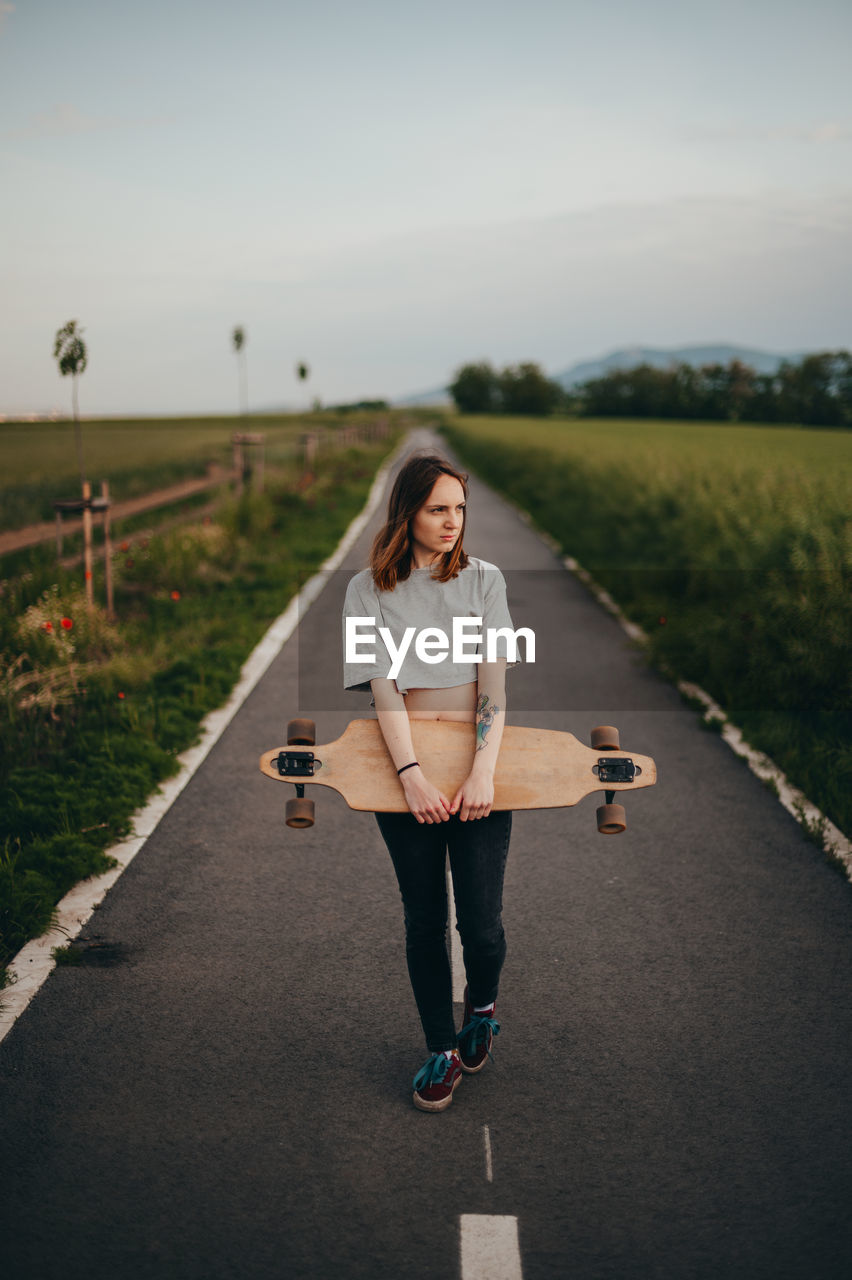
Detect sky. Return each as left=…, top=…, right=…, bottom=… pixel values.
left=1, top=0, right=851, bottom=416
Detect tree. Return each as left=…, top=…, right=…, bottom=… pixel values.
left=498, top=362, right=563, bottom=416
left=449, top=361, right=500, bottom=413
left=53, top=319, right=88, bottom=486
left=786, top=352, right=850, bottom=426
left=295, top=361, right=313, bottom=409
left=232, top=326, right=248, bottom=416
left=695, top=362, right=732, bottom=420
left=724, top=358, right=757, bottom=421
left=296, top=361, right=310, bottom=383
left=670, top=362, right=701, bottom=419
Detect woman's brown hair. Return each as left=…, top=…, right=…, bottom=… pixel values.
left=369, top=453, right=469, bottom=591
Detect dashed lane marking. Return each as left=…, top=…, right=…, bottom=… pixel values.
left=460, top=1215, right=522, bottom=1280
left=483, top=1125, right=494, bottom=1182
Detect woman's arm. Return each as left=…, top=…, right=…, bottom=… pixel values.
left=451, top=657, right=507, bottom=821
left=371, top=677, right=453, bottom=824
left=473, top=657, right=507, bottom=766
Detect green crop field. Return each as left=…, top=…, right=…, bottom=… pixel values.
left=440, top=413, right=852, bottom=852
left=0, top=410, right=391, bottom=532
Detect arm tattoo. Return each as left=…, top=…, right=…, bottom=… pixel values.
left=475, top=693, right=500, bottom=751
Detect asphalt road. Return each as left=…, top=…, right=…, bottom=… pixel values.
left=2, top=428, right=851, bottom=1280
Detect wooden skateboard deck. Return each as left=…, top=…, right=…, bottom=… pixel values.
left=260, top=719, right=656, bottom=831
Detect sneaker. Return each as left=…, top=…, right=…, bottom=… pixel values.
left=458, top=987, right=500, bottom=1074
left=412, top=1050, right=462, bottom=1112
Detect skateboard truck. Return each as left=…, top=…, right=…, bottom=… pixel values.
left=592, top=757, right=645, bottom=831
left=593, top=757, right=639, bottom=784
left=589, top=728, right=632, bottom=834
left=274, top=749, right=324, bottom=825
left=278, top=720, right=322, bottom=828
left=274, top=750, right=320, bottom=778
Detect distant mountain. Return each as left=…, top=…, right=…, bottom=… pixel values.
left=396, top=344, right=809, bottom=407
left=393, top=386, right=454, bottom=407
left=553, top=343, right=807, bottom=390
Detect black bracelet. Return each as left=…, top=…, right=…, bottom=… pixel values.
left=397, top=761, right=419, bottom=776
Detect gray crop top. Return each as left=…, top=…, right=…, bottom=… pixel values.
left=342, top=557, right=522, bottom=698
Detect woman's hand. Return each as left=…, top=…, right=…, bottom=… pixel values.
left=450, top=768, right=495, bottom=822
left=400, top=767, right=453, bottom=824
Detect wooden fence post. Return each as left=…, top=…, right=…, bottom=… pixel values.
left=82, top=480, right=94, bottom=607
left=232, top=432, right=265, bottom=493
left=101, top=480, right=114, bottom=616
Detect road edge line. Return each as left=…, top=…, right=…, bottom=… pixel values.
left=0, top=431, right=413, bottom=1043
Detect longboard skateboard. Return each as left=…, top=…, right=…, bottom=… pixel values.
left=260, top=718, right=656, bottom=834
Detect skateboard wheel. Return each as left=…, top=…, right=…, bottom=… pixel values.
left=591, top=725, right=620, bottom=751
left=286, top=797, right=315, bottom=828
left=596, top=803, right=626, bottom=835
left=287, top=718, right=316, bottom=746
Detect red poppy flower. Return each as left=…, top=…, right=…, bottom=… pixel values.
left=118, top=691, right=125, bottom=700
left=120, top=541, right=129, bottom=552
left=659, top=616, right=667, bottom=626
left=170, top=590, right=181, bottom=601
left=61, top=617, right=73, bottom=630
left=125, top=558, right=134, bottom=569
left=43, top=621, right=53, bottom=632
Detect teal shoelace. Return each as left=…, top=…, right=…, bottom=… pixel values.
left=458, top=1013, right=500, bottom=1059
left=413, top=1052, right=455, bottom=1091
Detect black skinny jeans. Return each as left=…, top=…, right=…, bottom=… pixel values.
left=375, top=809, right=512, bottom=1053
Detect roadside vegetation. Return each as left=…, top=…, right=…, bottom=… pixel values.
left=440, top=413, right=852, bottom=845
left=1, top=416, right=409, bottom=983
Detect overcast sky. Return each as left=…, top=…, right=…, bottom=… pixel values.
left=1, top=0, right=851, bottom=415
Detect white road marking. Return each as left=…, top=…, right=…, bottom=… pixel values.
left=483, top=1125, right=494, bottom=1182
left=447, top=863, right=465, bottom=1003
left=460, top=1215, right=522, bottom=1280
left=0, top=430, right=417, bottom=1043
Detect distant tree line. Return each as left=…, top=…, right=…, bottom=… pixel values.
left=448, top=351, right=852, bottom=427
left=449, top=361, right=564, bottom=416
left=329, top=398, right=390, bottom=413
left=577, top=351, right=852, bottom=426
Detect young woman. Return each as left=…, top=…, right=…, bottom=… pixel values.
left=343, top=453, right=519, bottom=1112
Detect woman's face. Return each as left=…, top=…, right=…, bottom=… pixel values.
left=409, top=474, right=466, bottom=565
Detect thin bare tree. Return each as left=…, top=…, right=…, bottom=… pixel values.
left=296, top=360, right=311, bottom=410
left=233, top=326, right=248, bottom=416
left=53, top=319, right=88, bottom=486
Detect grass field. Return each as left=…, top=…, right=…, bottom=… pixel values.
left=440, top=414, right=852, bottom=850
left=0, top=410, right=394, bottom=532
left=1, top=413, right=412, bottom=983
